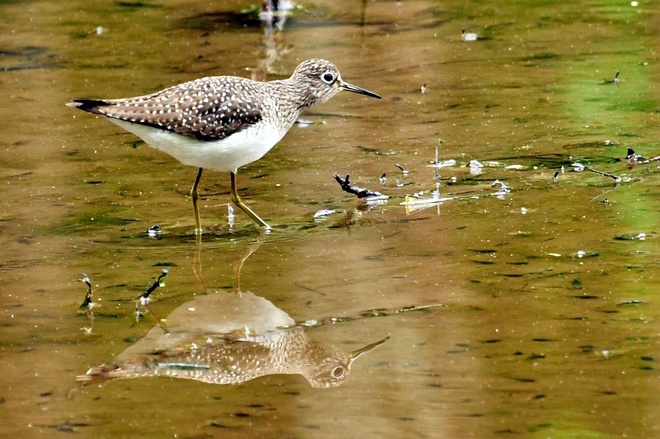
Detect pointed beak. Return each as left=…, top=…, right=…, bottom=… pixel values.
left=348, top=336, right=390, bottom=365
left=340, top=80, right=382, bottom=99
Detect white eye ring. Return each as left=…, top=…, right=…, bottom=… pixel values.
left=321, top=71, right=336, bottom=84
left=331, top=365, right=345, bottom=379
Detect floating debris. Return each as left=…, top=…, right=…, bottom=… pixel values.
left=78, top=274, right=93, bottom=309
left=395, top=163, right=410, bottom=176
left=313, top=209, right=336, bottom=218
left=570, top=159, right=622, bottom=182
left=491, top=180, right=510, bottom=197
left=602, top=71, right=620, bottom=85
left=401, top=145, right=450, bottom=214
left=296, top=118, right=313, bottom=127
left=461, top=29, right=478, bottom=42
left=576, top=250, right=599, bottom=258
left=138, top=269, right=169, bottom=303
left=333, top=174, right=388, bottom=200
left=469, top=159, right=484, bottom=175
left=147, top=225, right=162, bottom=239
left=620, top=147, right=660, bottom=166
left=585, top=166, right=621, bottom=182
left=78, top=274, right=96, bottom=335
left=617, top=300, right=646, bottom=306
left=401, top=193, right=453, bottom=214
left=625, top=147, right=640, bottom=169
left=135, top=269, right=170, bottom=329
left=614, top=232, right=649, bottom=241
left=429, top=159, right=456, bottom=169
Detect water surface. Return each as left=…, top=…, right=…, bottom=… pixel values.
left=0, top=0, right=658, bottom=437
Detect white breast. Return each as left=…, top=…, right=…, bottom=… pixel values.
left=109, top=119, right=285, bottom=172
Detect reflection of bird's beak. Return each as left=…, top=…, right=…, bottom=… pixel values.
left=340, top=80, right=382, bottom=99
left=348, top=336, right=390, bottom=365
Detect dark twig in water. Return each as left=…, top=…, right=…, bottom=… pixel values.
left=78, top=274, right=95, bottom=334
left=138, top=269, right=169, bottom=301
left=602, top=71, right=620, bottom=85
left=585, top=166, right=621, bottom=182
left=334, top=174, right=384, bottom=199
left=79, top=274, right=93, bottom=309
left=135, top=269, right=170, bottom=331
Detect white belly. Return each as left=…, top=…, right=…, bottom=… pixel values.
left=109, top=119, right=285, bottom=172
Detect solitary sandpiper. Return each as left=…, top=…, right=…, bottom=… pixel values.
left=67, top=59, right=381, bottom=233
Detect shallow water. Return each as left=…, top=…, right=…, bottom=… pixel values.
left=1, top=0, right=658, bottom=438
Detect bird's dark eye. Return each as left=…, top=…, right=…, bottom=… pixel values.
left=331, top=366, right=345, bottom=379
left=321, top=72, right=336, bottom=84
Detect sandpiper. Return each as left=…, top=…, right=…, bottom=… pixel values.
left=67, top=59, right=381, bottom=233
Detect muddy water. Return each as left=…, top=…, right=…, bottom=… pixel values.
left=1, top=0, right=658, bottom=437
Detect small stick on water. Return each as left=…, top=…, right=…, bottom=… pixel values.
left=334, top=174, right=384, bottom=199
left=79, top=274, right=93, bottom=309
left=585, top=166, right=621, bottom=182
left=138, top=269, right=169, bottom=301
left=78, top=274, right=95, bottom=334
left=135, top=269, right=169, bottom=331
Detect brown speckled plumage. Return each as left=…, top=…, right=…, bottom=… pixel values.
left=69, top=59, right=378, bottom=144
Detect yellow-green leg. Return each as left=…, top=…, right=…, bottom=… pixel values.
left=190, top=168, right=203, bottom=235
left=230, top=171, right=271, bottom=230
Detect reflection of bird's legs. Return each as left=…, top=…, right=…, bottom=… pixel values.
left=192, top=232, right=209, bottom=294
left=230, top=171, right=271, bottom=230
left=234, top=240, right=263, bottom=294
left=190, top=168, right=203, bottom=235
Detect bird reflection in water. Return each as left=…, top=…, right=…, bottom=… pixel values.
left=78, top=243, right=389, bottom=389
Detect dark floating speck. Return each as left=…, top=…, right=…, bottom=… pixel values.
left=514, top=377, right=536, bottom=383
left=481, top=339, right=501, bottom=344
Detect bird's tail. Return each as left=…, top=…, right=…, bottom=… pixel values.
left=66, top=99, right=111, bottom=115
